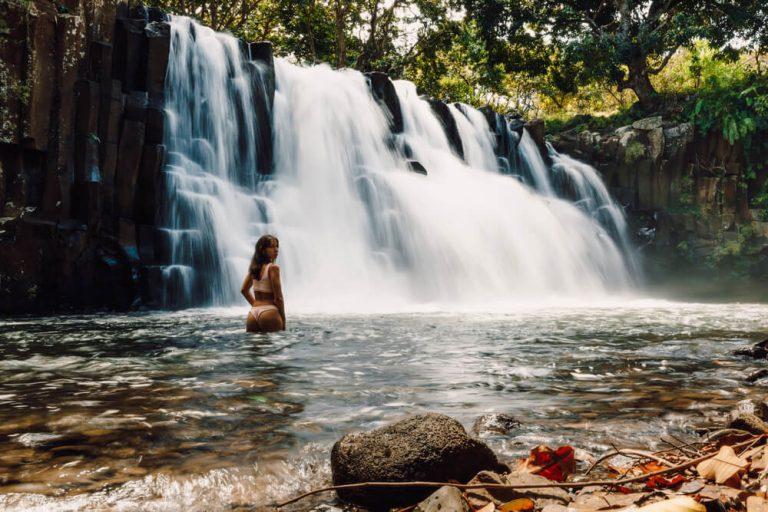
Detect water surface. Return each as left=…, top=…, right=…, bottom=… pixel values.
left=0, top=302, right=766, bottom=510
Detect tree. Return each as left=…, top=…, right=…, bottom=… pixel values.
left=462, top=0, right=768, bottom=110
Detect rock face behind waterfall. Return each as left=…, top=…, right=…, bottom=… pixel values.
left=331, top=413, right=506, bottom=509
left=549, top=116, right=768, bottom=294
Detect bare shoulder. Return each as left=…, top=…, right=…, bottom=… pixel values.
left=268, top=264, right=281, bottom=274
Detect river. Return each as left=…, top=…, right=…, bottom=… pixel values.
left=1, top=301, right=766, bottom=510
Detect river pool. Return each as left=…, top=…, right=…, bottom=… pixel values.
left=0, top=301, right=766, bottom=510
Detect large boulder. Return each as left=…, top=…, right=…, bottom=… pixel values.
left=331, top=413, right=506, bottom=509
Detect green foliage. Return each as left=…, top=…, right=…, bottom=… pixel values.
left=624, top=141, right=646, bottom=163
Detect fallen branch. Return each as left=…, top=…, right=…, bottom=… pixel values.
left=273, top=436, right=763, bottom=508
left=585, top=449, right=677, bottom=476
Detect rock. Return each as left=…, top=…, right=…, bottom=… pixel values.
left=427, top=98, right=465, bottom=160
left=729, top=413, right=768, bottom=435
left=507, top=116, right=526, bottom=135
left=114, top=119, right=146, bottom=220
left=145, top=21, right=170, bottom=96
left=648, top=127, right=665, bottom=162
left=408, top=160, right=428, bottom=175
left=366, top=71, right=404, bottom=134
left=247, top=42, right=275, bottom=175
left=331, top=413, right=505, bottom=509
left=24, top=0, right=58, bottom=151
left=746, top=369, right=768, bottom=383
left=663, top=123, right=694, bottom=159
left=112, top=18, right=148, bottom=92
left=465, top=470, right=570, bottom=509
left=734, top=339, right=768, bottom=359
left=471, top=413, right=521, bottom=436
left=632, top=116, right=663, bottom=131
left=524, top=119, right=546, bottom=149
left=414, top=486, right=470, bottom=512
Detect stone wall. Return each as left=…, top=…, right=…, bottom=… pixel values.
left=550, top=117, right=768, bottom=293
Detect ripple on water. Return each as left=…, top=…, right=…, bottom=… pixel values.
left=0, top=303, right=766, bottom=508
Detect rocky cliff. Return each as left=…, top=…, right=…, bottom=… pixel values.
left=550, top=117, right=768, bottom=298
left=0, top=1, right=275, bottom=313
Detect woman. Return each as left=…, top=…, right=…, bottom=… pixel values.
left=241, top=235, right=285, bottom=332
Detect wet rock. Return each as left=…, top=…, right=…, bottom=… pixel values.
left=415, top=486, right=470, bottom=512
left=728, top=413, right=768, bottom=434
left=427, top=98, right=465, bottom=160
left=247, top=42, right=275, bottom=175
left=632, top=116, right=663, bottom=131
left=733, top=339, right=768, bottom=359
left=746, top=369, right=768, bottom=383
left=145, top=21, right=170, bottom=96
left=471, top=413, right=521, bottom=436
left=114, top=119, right=146, bottom=219
left=408, top=160, right=428, bottom=176
left=331, top=413, right=505, bottom=509
left=366, top=71, right=404, bottom=134
left=465, top=470, right=570, bottom=509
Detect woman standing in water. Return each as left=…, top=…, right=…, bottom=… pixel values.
left=241, top=235, right=286, bottom=332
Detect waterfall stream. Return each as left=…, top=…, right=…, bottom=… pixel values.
left=161, top=16, right=636, bottom=311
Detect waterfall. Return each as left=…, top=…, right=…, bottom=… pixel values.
left=160, top=16, right=636, bottom=311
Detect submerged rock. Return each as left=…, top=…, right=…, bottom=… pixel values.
left=415, top=486, right=470, bottom=512
left=408, top=160, right=428, bottom=175
left=330, top=413, right=506, bottom=509
left=733, top=339, right=768, bottom=359
left=471, top=413, right=521, bottom=436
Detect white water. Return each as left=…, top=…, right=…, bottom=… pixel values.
left=161, top=17, right=636, bottom=312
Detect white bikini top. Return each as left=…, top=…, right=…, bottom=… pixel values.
left=252, top=263, right=274, bottom=293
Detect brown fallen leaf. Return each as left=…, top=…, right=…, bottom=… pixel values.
left=477, top=503, right=495, bottom=512
left=696, top=445, right=749, bottom=484
left=498, top=498, right=534, bottom=512
left=748, top=496, right=768, bottom=512
left=627, top=496, right=706, bottom=512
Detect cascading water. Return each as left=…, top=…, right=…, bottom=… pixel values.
left=162, top=16, right=270, bottom=306
left=161, top=16, right=637, bottom=311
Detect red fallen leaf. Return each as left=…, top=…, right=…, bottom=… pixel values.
left=517, top=445, right=576, bottom=482
left=645, top=474, right=687, bottom=490
left=615, top=486, right=633, bottom=494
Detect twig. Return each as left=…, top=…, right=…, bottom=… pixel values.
left=704, top=428, right=754, bottom=442
left=272, top=436, right=763, bottom=508
left=585, top=449, right=676, bottom=476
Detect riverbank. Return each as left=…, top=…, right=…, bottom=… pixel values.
left=293, top=401, right=768, bottom=511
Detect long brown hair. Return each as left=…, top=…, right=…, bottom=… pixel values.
left=249, top=235, right=279, bottom=279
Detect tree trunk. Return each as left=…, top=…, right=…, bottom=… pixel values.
left=621, top=58, right=658, bottom=111
left=334, top=0, right=347, bottom=68
left=306, top=0, right=317, bottom=63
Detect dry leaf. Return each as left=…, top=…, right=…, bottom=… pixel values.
left=517, top=445, right=575, bottom=482
left=477, top=503, right=495, bottom=512
left=498, top=498, right=534, bottom=512
left=626, top=496, right=706, bottom=512
left=696, top=445, right=749, bottom=484
left=748, top=496, right=768, bottom=512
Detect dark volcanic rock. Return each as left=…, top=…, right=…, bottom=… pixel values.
left=331, top=413, right=505, bottom=509
left=408, top=160, right=428, bottom=176
left=366, top=71, right=404, bottom=134
left=427, top=98, right=465, bottom=160
left=729, top=413, right=768, bottom=434
left=247, top=41, right=275, bottom=175
left=471, top=413, right=521, bottom=436
left=734, top=339, right=768, bottom=359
